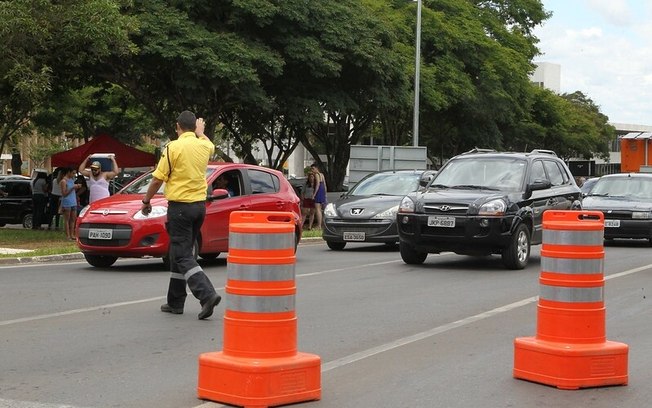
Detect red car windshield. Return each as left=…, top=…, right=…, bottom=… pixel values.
left=120, top=168, right=216, bottom=195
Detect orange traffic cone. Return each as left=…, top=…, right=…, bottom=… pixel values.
left=198, top=211, right=321, bottom=407
left=514, top=210, right=628, bottom=389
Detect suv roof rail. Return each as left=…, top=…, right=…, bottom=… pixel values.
left=529, top=149, right=557, bottom=157
left=462, top=148, right=497, bottom=155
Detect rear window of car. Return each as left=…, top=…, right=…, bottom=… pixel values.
left=248, top=169, right=279, bottom=194
left=543, top=160, right=565, bottom=186
left=0, top=181, right=30, bottom=197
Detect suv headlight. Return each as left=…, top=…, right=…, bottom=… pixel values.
left=399, top=196, right=415, bottom=213
left=632, top=211, right=652, bottom=219
left=478, top=199, right=507, bottom=216
left=372, top=205, right=399, bottom=219
left=324, top=203, right=337, bottom=217
left=133, top=206, right=167, bottom=219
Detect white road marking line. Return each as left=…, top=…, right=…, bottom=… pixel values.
left=4, top=260, right=649, bottom=408
left=190, top=263, right=652, bottom=408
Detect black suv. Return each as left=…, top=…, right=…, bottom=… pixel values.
left=0, top=177, right=34, bottom=228
left=397, top=149, right=582, bottom=269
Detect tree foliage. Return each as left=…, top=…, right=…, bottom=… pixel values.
left=0, top=0, right=137, bottom=156
left=0, top=0, right=618, bottom=190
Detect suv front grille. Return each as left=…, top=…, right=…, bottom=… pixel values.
left=422, top=203, right=468, bottom=215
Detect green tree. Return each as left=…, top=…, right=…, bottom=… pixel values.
left=0, top=0, right=137, bottom=156
left=31, top=84, right=158, bottom=145
left=504, top=87, right=615, bottom=160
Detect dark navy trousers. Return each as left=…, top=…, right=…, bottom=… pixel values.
left=165, top=201, right=217, bottom=308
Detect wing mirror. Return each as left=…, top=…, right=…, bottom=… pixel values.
left=523, top=179, right=552, bottom=199
left=208, top=188, right=229, bottom=201
left=419, top=173, right=436, bottom=187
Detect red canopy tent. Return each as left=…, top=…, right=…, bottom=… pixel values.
left=50, top=134, right=156, bottom=169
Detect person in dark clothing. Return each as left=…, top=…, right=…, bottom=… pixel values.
left=31, top=172, right=48, bottom=229
left=140, top=111, right=221, bottom=320
left=47, top=168, right=63, bottom=230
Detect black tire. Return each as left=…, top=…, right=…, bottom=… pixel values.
left=326, top=241, right=346, bottom=250
left=502, top=223, right=531, bottom=270
left=84, top=254, right=118, bottom=268
left=199, top=253, right=220, bottom=261
left=399, top=241, right=427, bottom=265
left=22, top=213, right=33, bottom=229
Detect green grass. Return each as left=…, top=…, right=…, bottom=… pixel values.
left=0, top=224, right=324, bottom=259
left=0, top=228, right=79, bottom=258
left=301, top=228, right=323, bottom=239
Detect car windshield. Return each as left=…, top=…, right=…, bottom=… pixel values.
left=433, top=157, right=527, bottom=191
left=590, top=177, right=652, bottom=199
left=349, top=172, right=421, bottom=196
left=120, top=168, right=215, bottom=195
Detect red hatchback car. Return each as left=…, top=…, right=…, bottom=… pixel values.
left=76, top=163, right=302, bottom=268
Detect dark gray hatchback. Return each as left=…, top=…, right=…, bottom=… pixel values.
left=582, top=173, right=652, bottom=243
left=397, top=149, right=582, bottom=269
left=322, top=169, right=436, bottom=250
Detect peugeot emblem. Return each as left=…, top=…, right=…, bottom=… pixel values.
left=351, top=208, right=364, bottom=215
left=439, top=205, right=451, bottom=212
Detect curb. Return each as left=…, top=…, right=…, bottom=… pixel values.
left=0, top=237, right=325, bottom=266
left=0, top=252, right=85, bottom=265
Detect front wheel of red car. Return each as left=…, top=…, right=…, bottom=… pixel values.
left=84, top=254, right=118, bottom=268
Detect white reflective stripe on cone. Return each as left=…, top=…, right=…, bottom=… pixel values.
left=539, top=285, right=604, bottom=303
left=542, top=230, right=604, bottom=246
left=541, top=257, right=604, bottom=275
left=228, top=263, right=295, bottom=281
left=229, top=232, right=294, bottom=250
left=227, top=294, right=295, bottom=313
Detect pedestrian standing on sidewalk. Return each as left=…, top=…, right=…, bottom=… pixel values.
left=310, top=163, right=327, bottom=230
left=59, top=168, right=81, bottom=240
left=140, top=110, right=221, bottom=320
left=31, top=172, right=48, bottom=229
left=47, top=169, right=63, bottom=230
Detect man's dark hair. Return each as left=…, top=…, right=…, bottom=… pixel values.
left=176, top=110, right=197, bottom=131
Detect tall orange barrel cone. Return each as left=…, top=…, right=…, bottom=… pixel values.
left=513, top=210, right=628, bottom=390
left=198, top=211, right=321, bottom=407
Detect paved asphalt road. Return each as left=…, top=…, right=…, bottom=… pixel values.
left=1, top=239, right=651, bottom=408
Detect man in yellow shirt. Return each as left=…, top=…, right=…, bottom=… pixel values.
left=140, top=110, right=221, bottom=320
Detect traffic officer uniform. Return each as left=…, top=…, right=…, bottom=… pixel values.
left=152, top=130, right=219, bottom=316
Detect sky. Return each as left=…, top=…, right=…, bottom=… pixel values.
left=533, top=0, right=652, bottom=125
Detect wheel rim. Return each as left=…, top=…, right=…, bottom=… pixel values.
left=517, top=230, right=529, bottom=262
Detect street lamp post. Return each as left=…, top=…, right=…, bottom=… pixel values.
left=412, top=0, right=422, bottom=147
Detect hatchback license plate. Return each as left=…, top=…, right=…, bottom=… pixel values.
left=89, top=228, right=113, bottom=240
left=428, top=216, right=455, bottom=228
left=604, top=219, right=620, bottom=228
left=343, top=232, right=365, bottom=241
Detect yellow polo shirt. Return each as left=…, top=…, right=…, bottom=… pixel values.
left=152, top=132, right=215, bottom=202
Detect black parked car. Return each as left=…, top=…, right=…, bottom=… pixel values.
left=582, top=173, right=652, bottom=243
left=0, top=178, right=36, bottom=228
left=397, top=149, right=582, bottom=269
left=322, top=169, right=436, bottom=250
